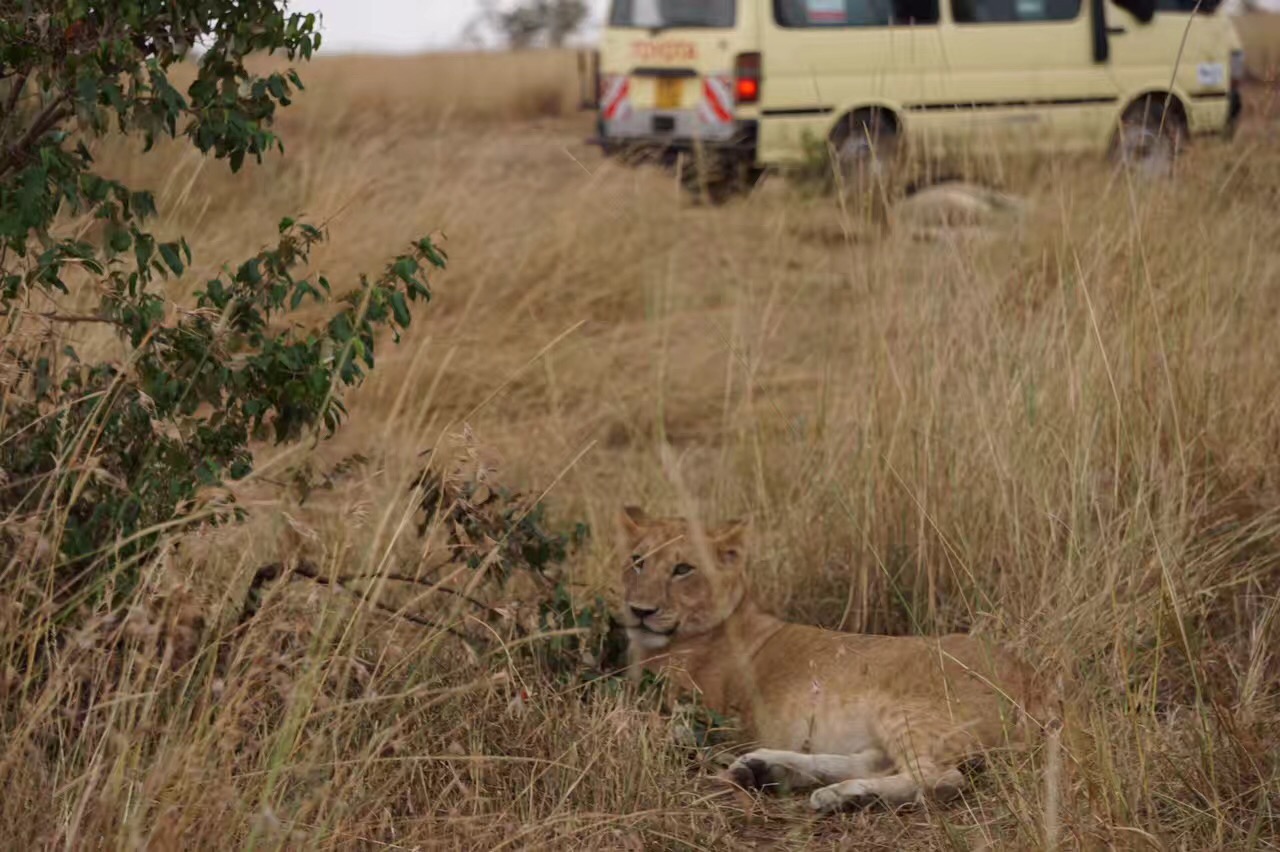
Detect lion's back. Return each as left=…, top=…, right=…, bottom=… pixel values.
left=744, top=624, right=1057, bottom=754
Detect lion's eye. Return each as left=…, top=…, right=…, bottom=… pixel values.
left=672, top=562, right=695, bottom=577
left=630, top=554, right=644, bottom=572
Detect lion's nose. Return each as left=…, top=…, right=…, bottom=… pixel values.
left=629, top=605, right=659, bottom=621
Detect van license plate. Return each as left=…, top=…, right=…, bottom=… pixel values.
left=655, top=78, right=683, bottom=109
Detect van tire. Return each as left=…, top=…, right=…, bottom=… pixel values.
left=1114, top=97, right=1186, bottom=178
left=830, top=110, right=900, bottom=224
left=678, top=150, right=755, bottom=206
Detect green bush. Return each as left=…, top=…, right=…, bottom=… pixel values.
left=0, top=2, right=441, bottom=619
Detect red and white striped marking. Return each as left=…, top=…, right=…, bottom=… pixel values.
left=601, top=75, right=632, bottom=121
left=697, top=75, right=735, bottom=126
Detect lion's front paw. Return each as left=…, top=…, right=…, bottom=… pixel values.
left=721, top=753, right=773, bottom=791
left=809, top=780, right=875, bottom=814
left=808, top=785, right=844, bottom=813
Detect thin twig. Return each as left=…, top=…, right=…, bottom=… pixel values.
left=339, top=570, right=517, bottom=628
left=2, top=71, right=28, bottom=117
left=1, top=96, right=71, bottom=176
left=234, top=560, right=483, bottom=653
left=289, top=562, right=492, bottom=648
left=4, top=311, right=127, bottom=327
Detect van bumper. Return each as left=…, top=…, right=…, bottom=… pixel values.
left=587, top=120, right=759, bottom=160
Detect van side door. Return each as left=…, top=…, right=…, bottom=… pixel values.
left=1104, top=0, right=1235, bottom=136
left=927, top=0, right=1119, bottom=154
left=757, top=0, right=946, bottom=165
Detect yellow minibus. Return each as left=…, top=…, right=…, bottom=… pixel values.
left=588, top=0, right=1245, bottom=198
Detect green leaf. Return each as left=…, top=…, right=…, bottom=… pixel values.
left=423, top=240, right=448, bottom=269
left=159, top=242, right=184, bottom=275
left=75, top=74, right=100, bottom=107
left=108, top=226, right=132, bottom=253
left=391, top=257, right=418, bottom=284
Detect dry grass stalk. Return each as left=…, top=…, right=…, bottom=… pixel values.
left=2, top=50, right=1279, bottom=849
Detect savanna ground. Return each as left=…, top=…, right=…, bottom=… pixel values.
left=7, top=46, right=1280, bottom=850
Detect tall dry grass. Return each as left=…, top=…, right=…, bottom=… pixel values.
left=4, top=49, right=1280, bottom=849
left=268, top=49, right=587, bottom=130
left=1238, top=14, right=1280, bottom=81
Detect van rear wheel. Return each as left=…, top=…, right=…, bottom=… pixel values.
left=1115, top=98, right=1186, bottom=178
left=678, top=150, right=753, bottom=206
left=832, top=111, right=899, bottom=224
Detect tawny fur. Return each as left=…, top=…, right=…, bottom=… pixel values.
left=617, top=506, right=1060, bottom=812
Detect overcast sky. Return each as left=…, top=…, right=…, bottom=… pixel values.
left=304, top=0, right=611, bottom=53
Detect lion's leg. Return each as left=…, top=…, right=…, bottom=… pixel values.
left=721, top=748, right=891, bottom=792
left=808, top=759, right=966, bottom=813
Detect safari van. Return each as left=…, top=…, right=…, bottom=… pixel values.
left=588, top=0, right=1245, bottom=197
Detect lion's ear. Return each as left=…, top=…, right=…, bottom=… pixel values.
left=618, top=505, right=649, bottom=541
left=713, top=518, right=748, bottom=567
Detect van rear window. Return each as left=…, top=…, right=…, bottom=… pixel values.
left=774, top=0, right=939, bottom=26
left=609, top=0, right=737, bottom=28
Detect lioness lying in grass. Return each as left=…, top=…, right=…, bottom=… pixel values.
left=617, top=506, right=1059, bottom=813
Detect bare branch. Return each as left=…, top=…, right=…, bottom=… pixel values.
left=340, top=570, right=516, bottom=626
left=1, top=96, right=71, bottom=178
left=234, top=560, right=485, bottom=653
left=2, top=71, right=28, bottom=118
left=10, top=311, right=128, bottom=327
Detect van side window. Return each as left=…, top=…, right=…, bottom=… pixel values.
left=774, top=0, right=941, bottom=27
left=951, top=0, right=1080, bottom=22
left=1155, top=0, right=1220, bottom=11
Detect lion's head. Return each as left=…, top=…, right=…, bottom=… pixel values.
left=616, top=506, right=748, bottom=651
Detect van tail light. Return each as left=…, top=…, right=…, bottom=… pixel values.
left=734, top=52, right=761, bottom=105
